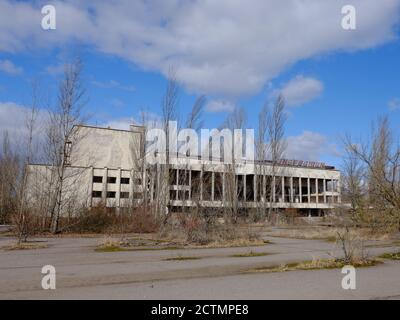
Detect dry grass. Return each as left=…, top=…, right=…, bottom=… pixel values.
left=95, top=237, right=184, bottom=252
left=230, top=251, right=270, bottom=258
left=188, top=238, right=266, bottom=249
left=268, top=226, right=392, bottom=242
left=379, top=252, right=400, bottom=260
left=1, top=242, right=48, bottom=251
left=248, top=257, right=381, bottom=274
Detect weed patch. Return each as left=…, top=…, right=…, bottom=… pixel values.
left=230, top=251, right=270, bottom=258
left=247, top=258, right=381, bottom=273
left=379, top=252, right=400, bottom=260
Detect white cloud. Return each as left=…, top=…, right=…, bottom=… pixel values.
left=0, top=59, right=23, bottom=75
left=0, top=1, right=399, bottom=97
left=45, top=63, right=64, bottom=75
left=0, top=101, right=47, bottom=155
left=102, top=118, right=135, bottom=131
left=205, top=100, right=235, bottom=113
left=92, top=80, right=135, bottom=92
left=285, top=131, right=338, bottom=161
left=101, top=111, right=161, bottom=130
left=275, top=76, right=324, bottom=107
left=388, top=97, right=400, bottom=111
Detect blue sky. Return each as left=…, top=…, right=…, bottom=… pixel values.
left=1, top=0, right=400, bottom=168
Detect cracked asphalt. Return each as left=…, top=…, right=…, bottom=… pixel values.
left=0, top=234, right=399, bottom=299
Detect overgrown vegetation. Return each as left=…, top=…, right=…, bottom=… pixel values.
left=230, top=251, right=269, bottom=258
left=379, top=252, right=400, bottom=260
left=158, top=211, right=263, bottom=246
left=249, top=257, right=381, bottom=274
left=63, top=205, right=159, bottom=234
left=1, top=242, right=48, bottom=251
left=343, top=116, right=400, bottom=233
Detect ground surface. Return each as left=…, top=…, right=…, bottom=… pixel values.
left=0, top=230, right=399, bottom=300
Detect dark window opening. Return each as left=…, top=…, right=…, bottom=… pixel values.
left=121, top=177, right=130, bottom=184
left=93, top=176, right=103, bottom=183
left=107, top=177, right=117, bottom=184
left=106, top=191, right=116, bottom=198
left=92, top=191, right=102, bottom=198
left=120, top=192, right=129, bottom=199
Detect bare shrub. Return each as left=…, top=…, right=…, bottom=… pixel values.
left=127, top=207, right=160, bottom=234
left=335, top=226, right=368, bottom=265
left=60, top=204, right=160, bottom=234
left=10, top=207, right=44, bottom=242
left=160, top=210, right=263, bottom=247
left=63, top=205, right=115, bottom=234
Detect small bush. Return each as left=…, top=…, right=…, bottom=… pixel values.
left=62, top=205, right=160, bottom=234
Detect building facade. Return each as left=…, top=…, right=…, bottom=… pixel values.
left=27, top=125, right=341, bottom=217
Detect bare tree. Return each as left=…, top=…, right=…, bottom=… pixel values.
left=344, top=116, right=400, bottom=231
left=255, top=102, right=269, bottom=219
left=156, top=69, right=180, bottom=222
left=266, top=94, right=287, bottom=219
left=46, top=58, right=88, bottom=233
left=186, top=95, right=205, bottom=132
left=342, top=144, right=365, bottom=213
left=178, top=96, right=206, bottom=213
left=0, top=83, right=40, bottom=242
left=0, top=132, right=19, bottom=225
left=222, top=106, right=247, bottom=223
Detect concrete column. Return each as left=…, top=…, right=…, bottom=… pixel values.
left=323, top=179, right=327, bottom=203
left=102, top=167, right=108, bottom=203
left=307, top=177, right=310, bottom=203
left=254, top=174, right=257, bottom=202
left=211, top=171, right=215, bottom=201
left=299, top=177, right=302, bottom=203
left=243, top=175, right=247, bottom=202
left=282, top=176, right=285, bottom=203
left=175, top=169, right=179, bottom=200
left=116, top=168, right=121, bottom=208
left=262, top=175, right=266, bottom=202
left=89, top=166, right=93, bottom=207
left=315, top=178, right=319, bottom=204
left=290, top=176, right=294, bottom=203
left=189, top=170, right=192, bottom=201
left=200, top=167, right=203, bottom=201
left=222, top=171, right=225, bottom=202
left=273, top=176, right=276, bottom=203
left=337, top=179, right=342, bottom=204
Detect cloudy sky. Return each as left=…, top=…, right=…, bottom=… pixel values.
left=1, top=0, right=400, bottom=167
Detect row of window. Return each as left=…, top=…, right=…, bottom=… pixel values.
left=92, top=191, right=130, bottom=199
left=92, top=191, right=144, bottom=199
left=92, top=176, right=142, bottom=185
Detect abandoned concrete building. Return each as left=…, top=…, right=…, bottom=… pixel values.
left=27, top=125, right=341, bottom=217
